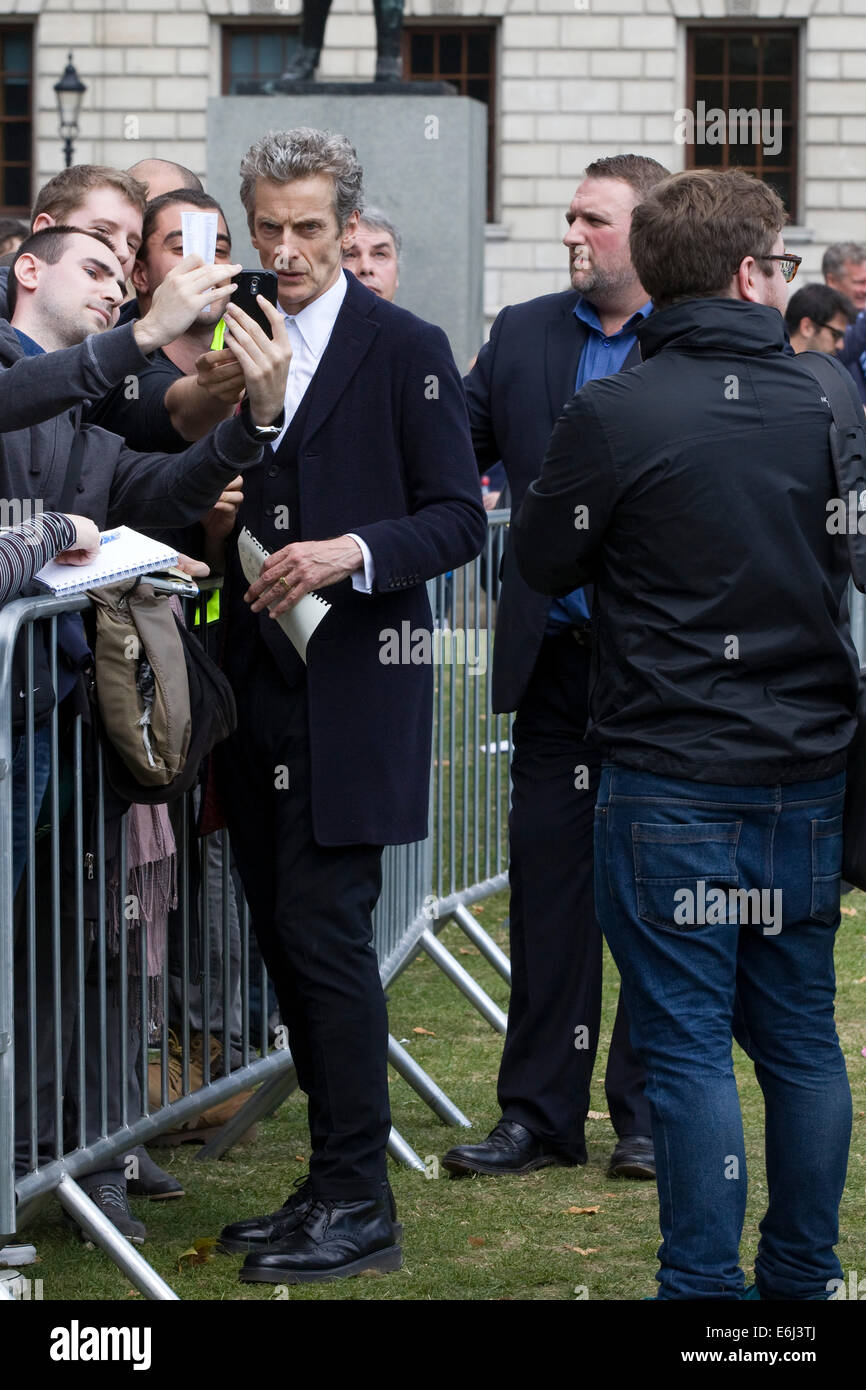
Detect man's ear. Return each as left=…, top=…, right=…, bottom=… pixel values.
left=130, top=257, right=150, bottom=298
left=800, top=317, right=816, bottom=342
left=31, top=213, right=55, bottom=234
left=340, top=209, right=360, bottom=250
left=12, top=252, right=41, bottom=299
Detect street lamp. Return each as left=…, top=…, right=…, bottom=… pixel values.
left=54, top=54, right=86, bottom=170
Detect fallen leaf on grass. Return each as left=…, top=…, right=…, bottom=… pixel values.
left=841, top=906, right=857, bottom=916
left=177, top=1237, right=218, bottom=1272
left=295, top=1154, right=306, bottom=1161
left=413, top=1026, right=436, bottom=1036
left=587, top=1110, right=610, bottom=1120
left=566, top=1205, right=601, bottom=1215
left=459, top=946, right=480, bottom=956
left=564, top=1245, right=600, bottom=1256
left=468, top=1236, right=485, bottom=1247
left=472, top=906, right=485, bottom=916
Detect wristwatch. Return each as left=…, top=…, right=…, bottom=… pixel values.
left=241, top=401, right=284, bottom=439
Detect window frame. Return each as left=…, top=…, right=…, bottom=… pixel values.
left=220, top=21, right=302, bottom=96
left=685, top=25, right=800, bottom=222
left=0, top=22, right=34, bottom=218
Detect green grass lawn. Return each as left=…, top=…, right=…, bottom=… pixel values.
left=21, top=888, right=866, bottom=1302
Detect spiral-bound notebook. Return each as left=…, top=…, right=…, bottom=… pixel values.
left=237, top=527, right=331, bottom=663
left=34, top=526, right=180, bottom=595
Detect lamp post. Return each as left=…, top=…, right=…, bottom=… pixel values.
left=53, top=53, right=86, bottom=170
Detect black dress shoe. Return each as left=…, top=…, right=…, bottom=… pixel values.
left=608, top=1134, right=656, bottom=1180
left=238, top=1191, right=402, bottom=1284
left=218, top=1176, right=315, bottom=1254
left=441, top=1119, right=585, bottom=1177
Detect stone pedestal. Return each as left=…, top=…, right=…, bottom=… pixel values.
left=206, top=92, right=486, bottom=371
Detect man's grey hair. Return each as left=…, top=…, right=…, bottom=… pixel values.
left=358, top=207, right=402, bottom=260
left=822, top=241, right=866, bottom=278
left=239, top=128, right=364, bottom=232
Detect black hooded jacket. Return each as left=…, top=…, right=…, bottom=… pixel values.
left=512, top=297, right=861, bottom=784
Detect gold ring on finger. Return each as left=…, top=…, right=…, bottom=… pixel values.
left=279, top=576, right=291, bottom=591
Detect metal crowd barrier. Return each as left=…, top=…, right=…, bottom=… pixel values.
left=0, top=513, right=514, bottom=1299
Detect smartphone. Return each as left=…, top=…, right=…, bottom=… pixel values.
left=231, top=269, right=279, bottom=338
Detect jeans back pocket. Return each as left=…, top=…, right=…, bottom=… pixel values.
left=811, top=814, right=844, bottom=925
left=632, top=821, right=741, bottom=930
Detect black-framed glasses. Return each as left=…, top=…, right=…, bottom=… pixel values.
left=759, top=253, right=802, bottom=283
left=813, top=321, right=847, bottom=346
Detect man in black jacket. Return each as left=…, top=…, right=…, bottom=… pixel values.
left=513, top=168, right=859, bottom=1300
left=443, top=156, right=667, bottom=1184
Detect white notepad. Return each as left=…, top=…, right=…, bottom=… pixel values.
left=34, top=526, right=180, bottom=596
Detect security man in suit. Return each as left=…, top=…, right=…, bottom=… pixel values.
left=443, top=155, right=668, bottom=1183
left=208, top=128, right=487, bottom=1283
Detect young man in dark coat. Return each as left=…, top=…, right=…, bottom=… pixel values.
left=513, top=168, right=859, bottom=1301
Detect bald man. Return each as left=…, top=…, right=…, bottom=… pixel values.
left=127, top=159, right=203, bottom=200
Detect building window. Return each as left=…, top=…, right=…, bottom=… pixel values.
left=0, top=26, right=33, bottom=215
left=222, top=26, right=301, bottom=94
left=686, top=28, right=798, bottom=221
left=403, top=25, right=497, bottom=221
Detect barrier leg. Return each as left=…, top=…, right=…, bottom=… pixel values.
left=54, top=1174, right=179, bottom=1301
left=387, top=1035, right=471, bottom=1128
left=419, top=928, right=507, bottom=1034
left=196, top=1063, right=299, bottom=1160
left=387, top=1126, right=425, bottom=1171
left=450, top=902, right=512, bottom=985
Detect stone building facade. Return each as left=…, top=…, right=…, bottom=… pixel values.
left=1, top=0, right=864, bottom=326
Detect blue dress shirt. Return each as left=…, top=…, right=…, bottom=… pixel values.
left=546, top=297, right=652, bottom=633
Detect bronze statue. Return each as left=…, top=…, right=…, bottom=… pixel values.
left=276, top=0, right=405, bottom=86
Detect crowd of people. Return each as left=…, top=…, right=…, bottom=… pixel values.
left=0, top=131, right=862, bottom=1300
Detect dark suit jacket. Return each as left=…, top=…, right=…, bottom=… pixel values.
left=222, top=272, right=487, bottom=847
left=465, top=289, right=640, bottom=713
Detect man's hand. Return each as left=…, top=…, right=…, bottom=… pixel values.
left=55, top=514, right=101, bottom=565
left=202, top=476, right=243, bottom=544
left=133, top=255, right=242, bottom=356
left=483, top=490, right=502, bottom=512
left=245, top=537, right=363, bottom=617
left=175, top=553, right=210, bottom=579
left=194, top=347, right=246, bottom=404
left=222, top=298, right=292, bottom=426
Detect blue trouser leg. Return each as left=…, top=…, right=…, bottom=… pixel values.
left=595, top=764, right=851, bottom=1300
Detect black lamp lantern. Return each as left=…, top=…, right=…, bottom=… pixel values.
left=54, top=53, right=87, bottom=169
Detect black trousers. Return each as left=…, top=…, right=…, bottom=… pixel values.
left=497, top=631, right=650, bottom=1154
left=214, top=650, right=390, bottom=1201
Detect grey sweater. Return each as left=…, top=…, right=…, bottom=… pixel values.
left=0, top=316, right=264, bottom=529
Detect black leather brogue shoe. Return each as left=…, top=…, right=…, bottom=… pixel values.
left=238, top=1191, right=402, bottom=1284
left=608, top=1134, right=656, bottom=1180
left=441, top=1119, right=586, bottom=1177
left=218, top=1177, right=315, bottom=1254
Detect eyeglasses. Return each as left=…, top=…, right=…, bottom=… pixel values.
left=813, top=321, right=847, bottom=346
left=759, top=252, right=802, bottom=283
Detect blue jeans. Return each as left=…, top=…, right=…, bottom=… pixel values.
left=11, top=725, right=51, bottom=896
left=595, top=764, right=852, bottom=1300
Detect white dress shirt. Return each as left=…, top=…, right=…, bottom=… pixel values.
left=272, top=269, right=373, bottom=593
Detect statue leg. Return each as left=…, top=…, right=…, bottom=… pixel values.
left=275, top=0, right=333, bottom=85
left=373, top=0, right=405, bottom=81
